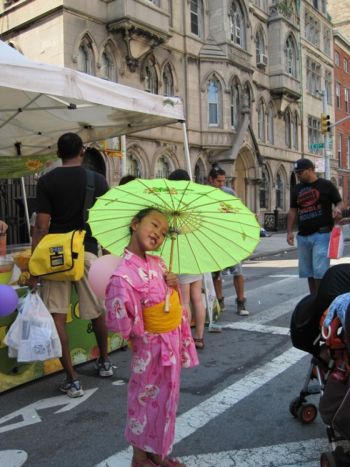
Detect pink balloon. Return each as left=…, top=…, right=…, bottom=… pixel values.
left=88, top=255, right=122, bottom=299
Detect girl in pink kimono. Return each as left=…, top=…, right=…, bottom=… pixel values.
left=105, top=208, right=198, bottom=467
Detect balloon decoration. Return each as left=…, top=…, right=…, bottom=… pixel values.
left=0, top=285, right=19, bottom=317
left=88, top=255, right=122, bottom=299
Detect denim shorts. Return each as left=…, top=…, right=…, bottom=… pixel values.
left=297, top=232, right=331, bottom=279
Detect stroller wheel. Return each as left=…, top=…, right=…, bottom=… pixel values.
left=297, top=403, right=317, bottom=424
left=289, top=397, right=302, bottom=417
left=320, top=451, right=337, bottom=467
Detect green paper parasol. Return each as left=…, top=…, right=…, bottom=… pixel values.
left=88, top=178, right=260, bottom=274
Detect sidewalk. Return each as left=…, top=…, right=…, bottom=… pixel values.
left=250, top=226, right=350, bottom=260
left=249, top=231, right=294, bottom=260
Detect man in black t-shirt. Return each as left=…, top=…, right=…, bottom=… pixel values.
left=31, top=133, right=113, bottom=398
left=287, top=158, right=343, bottom=294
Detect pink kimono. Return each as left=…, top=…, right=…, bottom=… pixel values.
left=105, top=249, right=198, bottom=457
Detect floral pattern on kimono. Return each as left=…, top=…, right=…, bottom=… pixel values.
left=105, top=249, right=198, bottom=456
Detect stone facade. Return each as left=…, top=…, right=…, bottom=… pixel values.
left=0, top=0, right=336, bottom=226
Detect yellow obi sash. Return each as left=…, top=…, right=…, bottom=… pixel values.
left=143, top=290, right=182, bottom=334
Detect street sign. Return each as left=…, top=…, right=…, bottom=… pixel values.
left=309, top=143, right=324, bottom=150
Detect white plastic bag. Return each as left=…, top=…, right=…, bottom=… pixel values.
left=4, top=292, right=62, bottom=362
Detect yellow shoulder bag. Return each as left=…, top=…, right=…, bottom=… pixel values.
left=29, top=170, right=95, bottom=281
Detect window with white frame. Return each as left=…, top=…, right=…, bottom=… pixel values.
left=323, top=26, right=331, bottom=56
left=258, top=101, right=266, bottom=142
left=190, top=0, right=204, bottom=37
left=336, top=82, right=341, bottom=109
left=347, top=137, right=350, bottom=169
left=276, top=172, right=284, bottom=210
left=144, top=57, right=158, bottom=94
left=256, top=29, right=265, bottom=64
left=338, top=134, right=342, bottom=165
left=305, top=12, right=320, bottom=47
left=100, top=45, right=116, bottom=81
left=345, top=88, right=349, bottom=113
left=308, top=116, right=322, bottom=154
left=293, top=112, right=299, bottom=150
left=230, top=82, right=240, bottom=129
left=325, top=70, right=332, bottom=105
left=267, top=105, right=274, bottom=144
left=208, top=78, right=220, bottom=126
left=335, top=51, right=340, bottom=66
left=126, top=153, right=142, bottom=177
left=162, top=64, right=174, bottom=96
left=230, top=1, right=245, bottom=48
left=155, top=156, right=171, bottom=178
left=259, top=165, right=269, bottom=209
left=306, top=57, right=321, bottom=95
left=344, top=59, right=349, bottom=73
left=285, top=35, right=297, bottom=77
left=285, top=111, right=291, bottom=148
left=77, top=37, right=95, bottom=75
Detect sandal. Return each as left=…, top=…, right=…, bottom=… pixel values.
left=194, top=337, right=205, bottom=349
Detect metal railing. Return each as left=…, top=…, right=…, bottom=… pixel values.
left=0, top=177, right=37, bottom=246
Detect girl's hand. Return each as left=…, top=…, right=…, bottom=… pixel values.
left=164, top=272, right=178, bottom=288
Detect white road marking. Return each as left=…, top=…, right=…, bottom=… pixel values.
left=268, top=274, right=299, bottom=278
left=95, top=347, right=307, bottom=467
left=182, top=437, right=328, bottom=467
left=0, top=388, right=98, bottom=433
left=0, top=450, right=28, bottom=467
left=223, top=322, right=289, bottom=335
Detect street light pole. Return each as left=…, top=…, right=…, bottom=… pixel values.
left=321, top=90, right=330, bottom=180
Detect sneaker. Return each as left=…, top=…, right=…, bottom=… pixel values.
left=96, top=358, right=114, bottom=377
left=59, top=379, right=84, bottom=398
left=236, top=299, right=249, bottom=316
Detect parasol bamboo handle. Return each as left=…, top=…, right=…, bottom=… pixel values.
left=164, top=233, right=176, bottom=312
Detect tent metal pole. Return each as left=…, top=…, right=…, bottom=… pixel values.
left=182, top=122, right=192, bottom=179
left=20, top=177, right=31, bottom=241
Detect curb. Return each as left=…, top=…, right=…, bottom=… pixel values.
left=248, top=246, right=297, bottom=261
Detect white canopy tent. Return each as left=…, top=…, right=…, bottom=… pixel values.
left=0, top=40, right=191, bottom=234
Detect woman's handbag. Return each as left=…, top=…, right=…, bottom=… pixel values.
left=29, top=170, right=95, bottom=281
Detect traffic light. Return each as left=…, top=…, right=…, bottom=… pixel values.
left=321, top=113, right=331, bottom=134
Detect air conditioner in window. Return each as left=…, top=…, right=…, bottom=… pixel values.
left=257, top=54, right=268, bottom=67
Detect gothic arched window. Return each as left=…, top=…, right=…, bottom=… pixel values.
left=163, top=64, right=174, bottom=96
left=230, top=1, right=245, bottom=49
left=207, top=78, right=221, bottom=126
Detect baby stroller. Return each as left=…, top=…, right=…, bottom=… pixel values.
left=289, top=264, right=350, bottom=466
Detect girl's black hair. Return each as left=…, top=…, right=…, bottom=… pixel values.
left=129, top=207, right=165, bottom=234
left=208, top=163, right=225, bottom=179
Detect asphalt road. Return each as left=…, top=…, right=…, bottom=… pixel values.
left=1, top=249, right=350, bottom=467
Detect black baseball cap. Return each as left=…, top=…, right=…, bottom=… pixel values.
left=293, top=158, right=315, bottom=173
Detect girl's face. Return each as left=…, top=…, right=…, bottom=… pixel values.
left=131, top=210, right=169, bottom=253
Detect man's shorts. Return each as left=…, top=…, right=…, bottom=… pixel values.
left=212, top=262, right=243, bottom=279
left=41, top=251, right=105, bottom=319
left=297, top=232, right=331, bottom=279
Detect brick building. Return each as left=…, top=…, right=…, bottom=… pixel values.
left=333, top=31, right=350, bottom=207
